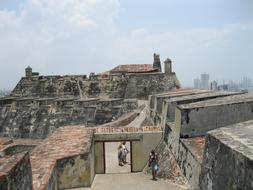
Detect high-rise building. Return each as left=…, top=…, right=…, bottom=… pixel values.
left=194, top=78, right=201, bottom=89
left=201, top=73, right=210, bottom=89
left=210, top=81, right=218, bottom=91
left=241, top=77, right=252, bottom=90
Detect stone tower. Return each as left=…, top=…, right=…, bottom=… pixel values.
left=153, top=53, right=161, bottom=72
left=164, top=58, right=172, bottom=74
left=25, top=66, right=32, bottom=77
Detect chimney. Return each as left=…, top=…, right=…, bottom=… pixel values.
left=153, top=53, right=161, bottom=72
left=164, top=58, right=172, bottom=74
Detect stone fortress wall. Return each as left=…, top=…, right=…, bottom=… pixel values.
left=149, top=89, right=253, bottom=190
left=0, top=97, right=138, bottom=138
left=11, top=54, right=179, bottom=100
left=0, top=53, right=179, bottom=139
left=0, top=53, right=253, bottom=190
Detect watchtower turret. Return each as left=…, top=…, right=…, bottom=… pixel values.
left=164, top=58, right=172, bottom=74
left=25, top=66, right=32, bottom=77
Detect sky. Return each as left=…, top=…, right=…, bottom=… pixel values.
left=0, top=0, right=253, bottom=89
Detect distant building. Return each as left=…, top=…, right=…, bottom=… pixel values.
left=210, top=81, right=218, bottom=91
left=194, top=78, right=201, bottom=89
left=240, top=77, right=252, bottom=90
left=201, top=73, right=210, bottom=89
left=193, top=73, right=210, bottom=89
left=218, top=84, right=229, bottom=91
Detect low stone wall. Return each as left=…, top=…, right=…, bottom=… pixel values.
left=98, top=111, right=139, bottom=128
left=177, top=94, right=253, bottom=137
left=177, top=137, right=205, bottom=190
left=149, top=89, right=209, bottom=125
left=0, top=152, right=33, bottom=190
left=57, top=154, right=91, bottom=189
left=166, top=91, right=243, bottom=122
left=199, top=121, right=253, bottom=190
left=0, top=138, right=42, bottom=158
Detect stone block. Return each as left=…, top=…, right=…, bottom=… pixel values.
left=199, top=120, right=253, bottom=190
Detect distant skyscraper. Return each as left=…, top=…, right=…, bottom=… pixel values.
left=194, top=78, right=201, bottom=89
left=210, top=81, right=218, bottom=91
left=241, top=77, right=252, bottom=90
left=201, top=73, right=210, bottom=89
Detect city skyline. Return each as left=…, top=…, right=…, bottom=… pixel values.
left=193, top=72, right=253, bottom=91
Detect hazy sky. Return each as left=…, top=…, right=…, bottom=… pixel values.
left=0, top=0, right=253, bottom=89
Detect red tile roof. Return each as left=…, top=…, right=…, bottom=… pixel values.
left=30, top=126, right=93, bottom=190
left=110, top=64, right=158, bottom=73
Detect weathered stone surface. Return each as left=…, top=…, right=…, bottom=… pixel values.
left=166, top=91, right=244, bottom=122
left=200, top=120, right=253, bottom=190
left=149, top=88, right=210, bottom=125
left=0, top=138, right=42, bottom=157
left=11, top=67, right=179, bottom=100
left=177, top=137, right=205, bottom=190
left=177, top=93, right=253, bottom=137
left=124, top=73, right=180, bottom=99
left=0, top=152, right=33, bottom=190
left=149, top=90, right=253, bottom=189
left=0, top=98, right=137, bottom=138
left=153, top=53, right=161, bottom=72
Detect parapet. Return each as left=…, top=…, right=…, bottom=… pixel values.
left=200, top=120, right=253, bottom=189
left=0, top=152, right=33, bottom=190
left=176, top=93, right=253, bottom=137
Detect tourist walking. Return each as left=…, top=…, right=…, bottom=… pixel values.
left=148, top=150, right=159, bottom=180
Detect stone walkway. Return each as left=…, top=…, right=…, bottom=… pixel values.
left=72, top=173, right=187, bottom=190
left=105, top=142, right=131, bottom=173
left=125, top=100, right=149, bottom=128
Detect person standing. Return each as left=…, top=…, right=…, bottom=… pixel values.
left=118, top=143, right=124, bottom=166
left=121, top=141, right=129, bottom=164
left=148, top=150, right=159, bottom=180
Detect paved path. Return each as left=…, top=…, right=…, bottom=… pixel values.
left=72, top=173, right=187, bottom=190
left=125, top=101, right=149, bottom=128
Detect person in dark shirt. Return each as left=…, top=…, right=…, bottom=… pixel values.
left=148, top=150, right=159, bottom=180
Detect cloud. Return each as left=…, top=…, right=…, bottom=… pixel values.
left=0, top=0, right=252, bottom=89
left=112, top=22, right=253, bottom=86
left=0, top=0, right=120, bottom=89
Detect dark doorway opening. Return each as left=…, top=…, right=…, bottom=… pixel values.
left=105, top=141, right=131, bottom=174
